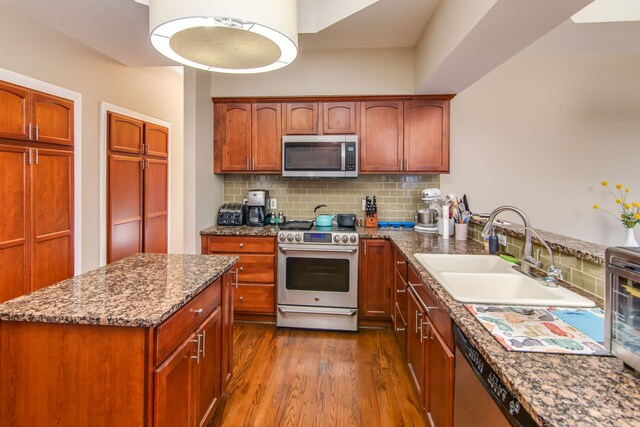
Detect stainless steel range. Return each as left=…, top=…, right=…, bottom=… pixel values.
left=277, top=225, right=359, bottom=331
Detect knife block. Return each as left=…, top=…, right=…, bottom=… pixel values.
left=365, top=214, right=378, bottom=228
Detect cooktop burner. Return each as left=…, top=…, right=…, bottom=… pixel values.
left=279, top=220, right=314, bottom=230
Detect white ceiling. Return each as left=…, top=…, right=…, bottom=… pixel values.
left=3, top=0, right=440, bottom=67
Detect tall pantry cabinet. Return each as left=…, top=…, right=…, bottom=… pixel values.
left=0, top=80, right=74, bottom=303
left=107, top=112, right=168, bottom=263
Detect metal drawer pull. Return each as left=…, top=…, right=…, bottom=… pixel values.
left=277, top=307, right=357, bottom=316
left=279, top=246, right=356, bottom=254
left=201, top=331, right=206, bottom=358
left=28, top=124, right=32, bottom=140
left=396, top=288, right=406, bottom=294
left=191, top=335, right=201, bottom=364
left=396, top=260, right=405, bottom=265
left=239, top=243, right=244, bottom=248
left=191, top=308, right=204, bottom=314
left=422, top=321, right=430, bottom=342
left=234, top=268, right=239, bottom=288
left=239, top=296, right=244, bottom=302
left=35, top=124, right=39, bottom=141
left=396, top=327, right=406, bottom=332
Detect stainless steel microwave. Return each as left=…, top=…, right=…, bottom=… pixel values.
left=605, top=246, right=640, bottom=372
left=282, top=135, right=358, bottom=178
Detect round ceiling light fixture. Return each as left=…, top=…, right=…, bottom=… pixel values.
left=149, top=0, right=298, bottom=74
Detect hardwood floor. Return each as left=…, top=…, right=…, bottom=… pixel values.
left=209, top=323, right=426, bottom=427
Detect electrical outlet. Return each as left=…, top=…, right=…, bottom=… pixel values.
left=362, top=199, right=366, bottom=210
left=498, top=234, right=507, bottom=246
left=270, top=198, right=277, bottom=210
left=242, top=198, right=247, bottom=204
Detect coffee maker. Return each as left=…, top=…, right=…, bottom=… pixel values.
left=414, top=188, right=441, bottom=234
left=245, top=189, right=269, bottom=227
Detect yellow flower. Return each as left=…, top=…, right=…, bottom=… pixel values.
left=593, top=204, right=600, bottom=209
left=626, top=188, right=630, bottom=193
left=635, top=213, right=640, bottom=220
left=621, top=213, right=626, bottom=219
left=616, top=198, right=622, bottom=204
left=601, top=181, right=608, bottom=186
left=624, top=203, right=631, bottom=210
left=616, top=184, right=623, bottom=189
left=634, top=202, right=640, bottom=208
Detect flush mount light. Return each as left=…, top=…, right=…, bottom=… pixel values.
left=148, top=0, right=298, bottom=73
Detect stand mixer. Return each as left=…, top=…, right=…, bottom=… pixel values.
left=415, top=188, right=441, bottom=233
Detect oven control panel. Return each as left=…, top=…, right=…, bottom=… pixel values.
left=278, top=231, right=358, bottom=246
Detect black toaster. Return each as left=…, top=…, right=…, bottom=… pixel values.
left=217, top=203, right=246, bottom=226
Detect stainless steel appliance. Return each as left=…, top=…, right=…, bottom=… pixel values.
left=605, top=246, right=640, bottom=372
left=217, top=203, right=246, bottom=226
left=454, top=325, right=536, bottom=427
left=282, top=135, right=358, bottom=178
left=277, top=225, right=359, bottom=331
left=245, top=189, right=268, bottom=227
left=415, top=188, right=441, bottom=234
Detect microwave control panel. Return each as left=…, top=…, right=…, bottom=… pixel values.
left=345, top=142, right=357, bottom=171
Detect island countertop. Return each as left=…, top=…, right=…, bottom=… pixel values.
left=0, top=253, right=238, bottom=327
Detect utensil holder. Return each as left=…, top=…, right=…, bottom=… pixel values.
left=455, top=223, right=468, bottom=241
left=365, top=214, right=378, bottom=228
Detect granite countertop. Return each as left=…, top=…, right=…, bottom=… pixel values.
left=0, top=253, right=238, bottom=328
left=200, top=224, right=278, bottom=236
left=199, top=224, right=640, bottom=426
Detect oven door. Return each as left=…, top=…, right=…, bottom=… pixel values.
left=277, top=243, right=358, bottom=308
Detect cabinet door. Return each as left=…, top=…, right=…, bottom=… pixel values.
left=323, top=102, right=357, bottom=134
left=251, top=103, right=281, bottom=172
left=428, top=327, right=454, bottom=427
left=360, top=101, right=403, bottom=172
left=221, top=271, right=235, bottom=392
left=394, top=269, right=408, bottom=355
left=31, top=91, right=74, bottom=146
left=407, top=288, right=427, bottom=409
left=145, top=122, right=169, bottom=158
left=154, top=334, right=196, bottom=427
left=108, top=154, right=143, bottom=263
left=31, top=149, right=74, bottom=292
left=0, top=81, right=30, bottom=141
left=0, top=145, right=30, bottom=302
left=109, top=112, right=144, bottom=154
left=404, top=100, right=449, bottom=173
left=284, top=102, right=318, bottom=135
left=220, top=103, right=251, bottom=172
left=358, top=239, right=391, bottom=319
left=143, top=158, right=168, bottom=254
left=195, top=307, right=222, bottom=427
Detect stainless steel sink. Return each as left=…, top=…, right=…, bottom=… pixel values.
left=414, top=254, right=595, bottom=308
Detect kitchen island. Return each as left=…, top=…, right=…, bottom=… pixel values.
left=0, top=253, right=238, bottom=426
left=201, top=224, right=640, bottom=426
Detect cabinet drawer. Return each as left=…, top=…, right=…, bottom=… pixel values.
left=237, top=254, right=275, bottom=283
left=207, top=236, right=274, bottom=254
left=234, top=284, right=275, bottom=314
left=408, top=266, right=453, bottom=350
left=155, top=280, right=221, bottom=365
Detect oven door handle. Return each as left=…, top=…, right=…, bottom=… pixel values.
left=278, top=307, right=358, bottom=316
left=278, top=246, right=357, bottom=254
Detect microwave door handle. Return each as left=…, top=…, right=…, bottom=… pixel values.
left=341, top=143, right=346, bottom=171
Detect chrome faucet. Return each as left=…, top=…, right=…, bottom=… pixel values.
left=481, top=206, right=542, bottom=278
left=519, top=227, right=564, bottom=287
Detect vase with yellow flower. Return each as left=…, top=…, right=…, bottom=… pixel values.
left=593, top=181, right=640, bottom=247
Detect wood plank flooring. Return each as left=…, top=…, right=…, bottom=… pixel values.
left=209, top=323, right=426, bottom=427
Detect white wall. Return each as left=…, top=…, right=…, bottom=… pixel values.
left=442, top=47, right=640, bottom=246
left=184, top=69, right=223, bottom=254
left=0, top=4, right=185, bottom=271
left=211, top=48, right=414, bottom=96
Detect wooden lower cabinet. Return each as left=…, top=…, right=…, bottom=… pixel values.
left=221, top=270, right=235, bottom=392
left=0, top=274, right=233, bottom=426
left=407, top=287, right=428, bottom=406
left=392, top=243, right=408, bottom=353
left=0, top=144, right=73, bottom=302
left=202, top=235, right=276, bottom=319
left=359, top=239, right=391, bottom=320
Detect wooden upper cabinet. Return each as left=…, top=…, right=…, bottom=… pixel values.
left=404, top=100, right=449, bottom=173
left=31, top=91, right=74, bottom=146
left=284, top=102, right=318, bottom=135
left=221, top=103, right=251, bottom=172
left=145, top=123, right=169, bottom=158
left=251, top=103, right=281, bottom=172
left=0, top=81, right=29, bottom=141
left=143, top=158, right=168, bottom=255
left=323, top=102, right=357, bottom=134
left=109, top=113, right=144, bottom=154
left=0, top=145, right=30, bottom=303
left=360, top=101, right=403, bottom=173
left=30, top=149, right=74, bottom=292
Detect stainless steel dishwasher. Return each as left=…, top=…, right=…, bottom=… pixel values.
left=454, top=325, right=537, bottom=427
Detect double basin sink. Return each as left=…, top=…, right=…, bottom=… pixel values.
left=414, top=254, right=595, bottom=308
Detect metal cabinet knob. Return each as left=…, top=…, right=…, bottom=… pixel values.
left=240, top=243, right=244, bottom=248
left=239, top=266, right=244, bottom=272
left=239, top=296, right=244, bottom=302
